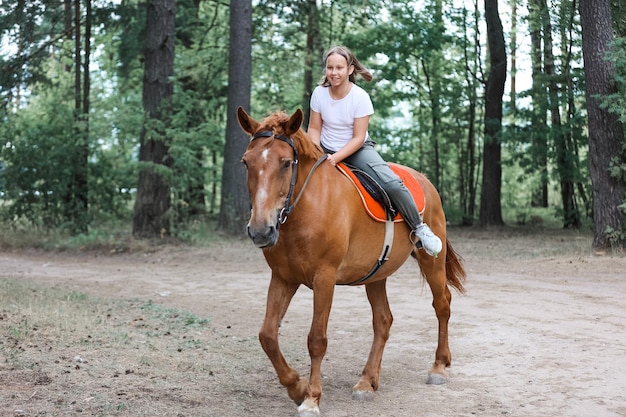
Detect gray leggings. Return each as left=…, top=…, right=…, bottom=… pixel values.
left=325, top=141, right=424, bottom=229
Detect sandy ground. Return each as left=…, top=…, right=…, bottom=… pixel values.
left=1, top=227, right=625, bottom=417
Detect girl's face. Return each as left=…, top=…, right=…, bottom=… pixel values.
left=325, top=53, right=354, bottom=87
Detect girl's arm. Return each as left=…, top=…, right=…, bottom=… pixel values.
left=307, top=110, right=322, bottom=146
left=330, top=115, right=370, bottom=164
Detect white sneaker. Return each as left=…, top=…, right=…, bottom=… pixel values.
left=414, top=223, right=442, bottom=257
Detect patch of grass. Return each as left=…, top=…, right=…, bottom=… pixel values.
left=140, top=300, right=210, bottom=329
left=0, top=216, right=247, bottom=255
left=0, top=278, right=213, bottom=373
left=0, top=217, right=163, bottom=253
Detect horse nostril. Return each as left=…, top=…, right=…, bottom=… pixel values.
left=247, top=224, right=278, bottom=248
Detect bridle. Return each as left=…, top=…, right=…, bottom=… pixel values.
left=250, top=131, right=327, bottom=226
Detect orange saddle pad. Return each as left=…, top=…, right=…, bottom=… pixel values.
left=337, top=163, right=425, bottom=223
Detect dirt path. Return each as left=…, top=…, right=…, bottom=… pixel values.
left=1, top=228, right=625, bottom=416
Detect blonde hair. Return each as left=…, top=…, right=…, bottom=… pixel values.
left=318, top=46, right=373, bottom=86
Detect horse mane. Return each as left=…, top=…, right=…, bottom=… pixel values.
left=260, top=111, right=324, bottom=161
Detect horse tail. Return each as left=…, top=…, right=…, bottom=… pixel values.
left=444, top=239, right=466, bottom=294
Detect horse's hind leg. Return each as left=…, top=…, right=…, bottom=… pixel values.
left=353, top=279, right=393, bottom=400
left=258, top=275, right=308, bottom=404
left=416, top=252, right=453, bottom=384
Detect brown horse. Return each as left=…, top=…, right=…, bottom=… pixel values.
left=237, top=107, right=466, bottom=417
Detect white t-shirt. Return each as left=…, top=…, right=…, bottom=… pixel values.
left=310, top=83, right=374, bottom=152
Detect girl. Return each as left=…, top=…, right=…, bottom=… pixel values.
left=307, top=46, right=442, bottom=257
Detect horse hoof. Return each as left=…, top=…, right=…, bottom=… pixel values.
left=295, top=410, right=320, bottom=417
left=352, top=390, right=374, bottom=401
left=426, top=372, right=447, bottom=385
left=295, top=401, right=320, bottom=417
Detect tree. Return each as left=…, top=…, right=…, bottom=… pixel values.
left=218, top=0, right=252, bottom=236
left=527, top=0, right=549, bottom=208
left=302, top=0, right=321, bottom=127
left=509, top=0, right=517, bottom=114
left=478, top=0, right=506, bottom=226
left=457, top=2, right=482, bottom=226
left=169, top=0, right=229, bottom=227
left=0, top=0, right=98, bottom=232
left=132, top=0, right=176, bottom=238
left=64, top=0, right=91, bottom=234
left=579, top=0, right=626, bottom=249
left=543, top=0, right=581, bottom=228
left=520, top=0, right=587, bottom=227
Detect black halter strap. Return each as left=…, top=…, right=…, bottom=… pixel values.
left=251, top=131, right=299, bottom=225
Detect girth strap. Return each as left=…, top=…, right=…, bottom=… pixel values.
left=345, top=218, right=395, bottom=285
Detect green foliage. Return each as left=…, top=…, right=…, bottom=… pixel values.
left=343, top=2, right=482, bottom=218
left=0, top=1, right=65, bottom=109
left=1, top=0, right=231, bottom=237
left=165, top=0, right=230, bottom=234
left=0, top=0, right=613, bottom=236
left=0, top=80, right=76, bottom=228
left=605, top=224, right=626, bottom=249
left=251, top=1, right=308, bottom=112
left=0, top=63, right=140, bottom=231
left=0, top=0, right=144, bottom=233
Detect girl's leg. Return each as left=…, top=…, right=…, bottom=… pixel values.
left=343, top=143, right=442, bottom=256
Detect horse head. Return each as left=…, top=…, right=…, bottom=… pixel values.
left=237, top=107, right=304, bottom=248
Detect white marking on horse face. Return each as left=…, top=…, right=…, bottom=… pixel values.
left=249, top=147, right=278, bottom=226
left=249, top=173, right=272, bottom=225
left=255, top=187, right=268, bottom=209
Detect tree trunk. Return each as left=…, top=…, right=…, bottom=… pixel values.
left=218, top=0, right=252, bottom=236
left=540, top=0, right=580, bottom=228
left=460, top=3, right=481, bottom=226
left=132, top=0, right=176, bottom=238
left=478, top=0, right=506, bottom=226
left=302, top=0, right=320, bottom=128
left=510, top=0, right=517, bottom=114
left=528, top=0, right=548, bottom=208
left=562, top=0, right=590, bottom=220
left=64, top=0, right=89, bottom=234
left=424, top=0, right=444, bottom=190
left=579, top=0, right=626, bottom=250
left=76, top=0, right=91, bottom=232
left=63, top=0, right=72, bottom=73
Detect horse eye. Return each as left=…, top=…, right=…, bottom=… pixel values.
left=282, top=160, right=292, bottom=169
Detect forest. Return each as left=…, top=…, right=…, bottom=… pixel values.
left=0, top=0, right=625, bottom=250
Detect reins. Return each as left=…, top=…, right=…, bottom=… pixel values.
left=251, top=131, right=327, bottom=226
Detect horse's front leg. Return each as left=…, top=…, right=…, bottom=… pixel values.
left=352, top=279, right=392, bottom=400
left=258, top=275, right=308, bottom=404
left=296, top=275, right=336, bottom=417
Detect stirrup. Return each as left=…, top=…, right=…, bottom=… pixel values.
left=409, top=230, right=423, bottom=249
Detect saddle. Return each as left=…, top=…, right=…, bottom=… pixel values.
left=337, top=162, right=425, bottom=222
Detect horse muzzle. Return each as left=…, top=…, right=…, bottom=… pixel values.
left=247, top=223, right=279, bottom=248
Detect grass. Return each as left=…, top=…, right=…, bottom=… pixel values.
left=0, top=275, right=262, bottom=416
left=0, top=216, right=235, bottom=254
left=0, top=278, right=213, bottom=371
left=140, top=300, right=210, bottom=328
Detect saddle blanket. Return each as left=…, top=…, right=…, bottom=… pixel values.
left=337, top=162, right=425, bottom=222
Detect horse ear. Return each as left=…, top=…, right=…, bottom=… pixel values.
left=237, top=106, right=259, bottom=135
left=286, top=109, right=304, bottom=135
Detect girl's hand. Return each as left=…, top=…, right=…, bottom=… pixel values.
left=327, top=154, right=337, bottom=166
